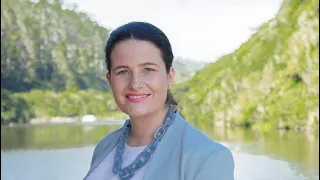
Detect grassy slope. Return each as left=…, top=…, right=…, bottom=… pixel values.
left=177, top=0, right=319, bottom=132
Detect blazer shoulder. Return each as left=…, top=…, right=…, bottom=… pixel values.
left=194, top=147, right=235, bottom=180
left=180, top=121, right=234, bottom=179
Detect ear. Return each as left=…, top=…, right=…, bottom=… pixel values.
left=106, top=73, right=111, bottom=85
left=167, top=66, right=175, bottom=87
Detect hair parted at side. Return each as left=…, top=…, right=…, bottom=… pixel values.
left=104, top=21, right=177, bottom=106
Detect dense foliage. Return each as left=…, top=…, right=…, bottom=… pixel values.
left=15, top=89, right=127, bottom=120
left=1, top=0, right=109, bottom=92
left=177, top=0, right=319, bottom=131
left=1, top=89, right=34, bottom=124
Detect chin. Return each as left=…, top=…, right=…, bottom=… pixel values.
left=120, top=104, right=153, bottom=118
left=126, top=108, right=150, bottom=118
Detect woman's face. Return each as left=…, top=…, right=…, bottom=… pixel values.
left=107, top=39, right=175, bottom=118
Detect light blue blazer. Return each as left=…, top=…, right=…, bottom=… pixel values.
left=83, top=111, right=235, bottom=180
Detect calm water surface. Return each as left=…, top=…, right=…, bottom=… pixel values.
left=1, top=121, right=319, bottom=180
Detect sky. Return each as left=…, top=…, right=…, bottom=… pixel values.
left=64, top=0, right=283, bottom=62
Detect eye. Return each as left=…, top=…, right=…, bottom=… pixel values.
left=117, top=70, right=129, bottom=75
left=144, top=68, right=155, bottom=72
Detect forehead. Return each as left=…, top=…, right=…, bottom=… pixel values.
left=110, top=39, right=164, bottom=66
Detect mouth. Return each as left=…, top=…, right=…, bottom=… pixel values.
left=126, top=94, right=150, bottom=103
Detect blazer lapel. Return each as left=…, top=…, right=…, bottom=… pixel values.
left=142, top=112, right=187, bottom=180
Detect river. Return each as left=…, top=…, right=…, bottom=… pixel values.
left=1, top=121, right=318, bottom=180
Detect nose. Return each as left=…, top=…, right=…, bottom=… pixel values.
left=128, top=73, right=142, bottom=90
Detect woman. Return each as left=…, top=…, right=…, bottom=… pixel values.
left=84, top=21, right=234, bottom=180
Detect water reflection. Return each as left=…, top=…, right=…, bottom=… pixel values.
left=1, top=121, right=319, bottom=179
left=202, top=126, right=319, bottom=179
left=1, top=122, right=123, bottom=150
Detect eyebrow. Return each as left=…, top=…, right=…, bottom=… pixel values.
left=112, top=62, right=159, bottom=72
left=139, top=62, right=159, bottom=67
left=112, top=65, right=129, bottom=72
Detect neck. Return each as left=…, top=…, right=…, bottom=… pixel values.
left=127, top=105, right=169, bottom=147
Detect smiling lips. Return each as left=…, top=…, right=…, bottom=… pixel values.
left=126, top=93, right=150, bottom=102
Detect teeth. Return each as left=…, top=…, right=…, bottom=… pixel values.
left=128, top=95, right=147, bottom=99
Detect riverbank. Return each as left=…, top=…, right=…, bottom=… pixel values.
left=28, top=115, right=128, bottom=124
left=3, top=115, right=317, bottom=136
left=2, top=117, right=127, bottom=128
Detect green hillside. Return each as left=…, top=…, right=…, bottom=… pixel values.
left=1, top=0, right=109, bottom=92
left=1, top=0, right=114, bottom=124
left=177, top=0, right=319, bottom=132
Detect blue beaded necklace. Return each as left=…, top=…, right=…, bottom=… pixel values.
left=113, top=105, right=177, bottom=180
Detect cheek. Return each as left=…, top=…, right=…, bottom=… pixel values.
left=148, top=74, right=168, bottom=94
left=110, top=77, right=126, bottom=94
